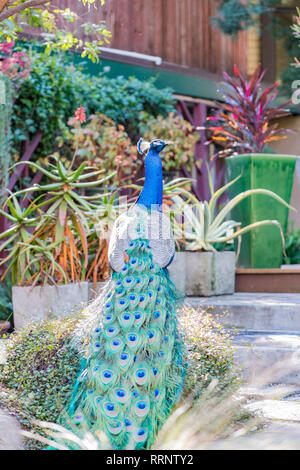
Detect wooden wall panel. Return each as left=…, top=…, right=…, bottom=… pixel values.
left=32, top=0, right=248, bottom=76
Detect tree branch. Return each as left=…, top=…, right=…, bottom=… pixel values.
left=0, top=1, right=9, bottom=14
left=0, top=0, right=52, bottom=22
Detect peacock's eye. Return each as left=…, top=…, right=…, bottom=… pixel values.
left=129, top=334, right=137, bottom=342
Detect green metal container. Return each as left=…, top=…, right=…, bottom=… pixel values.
left=225, top=154, right=296, bottom=268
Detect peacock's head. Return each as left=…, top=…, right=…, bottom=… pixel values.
left=137, top=138, right=172, bottom=156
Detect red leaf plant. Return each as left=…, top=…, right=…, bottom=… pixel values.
left=0, top=41, right=30, bottom=86
left=74, top=105, right=86, bottom=124
left=206, top=64, right=292, bottom=158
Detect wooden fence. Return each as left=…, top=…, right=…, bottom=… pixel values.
left=33, top=0, right=248, bottom=76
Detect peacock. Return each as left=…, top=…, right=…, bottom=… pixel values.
left=59, top=139, right=185, bottom=450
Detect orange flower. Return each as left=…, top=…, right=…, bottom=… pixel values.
left=74, top=105, right=86, bottom=124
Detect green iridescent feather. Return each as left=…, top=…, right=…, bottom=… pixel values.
left=67, top=238, right=185, bottom=450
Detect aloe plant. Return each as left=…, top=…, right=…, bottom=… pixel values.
left=1, top=156, right=116, bottom=286
left=0, top=195, right=41, bottom=284
left=172, top=173, right=294, bottom=253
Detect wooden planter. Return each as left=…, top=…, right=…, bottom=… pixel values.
left=236, top=267, right=300, bottom=293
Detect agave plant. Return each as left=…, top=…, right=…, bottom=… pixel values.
left=173, top=173, right=294, bottom=252
left=1, top=156, right=116, bottom=286
left=206, top=64, right=291, bottom=157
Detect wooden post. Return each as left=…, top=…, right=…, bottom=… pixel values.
left=193, top=103, right=210, bottom=201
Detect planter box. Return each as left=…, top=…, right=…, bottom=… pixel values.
left=168, top=251, right=235, bottom=297
left=236, top=268, right=300, bottom=293
left=12, top=282, right=89, bottom=329
left=226, top=153, right=296, bottom=268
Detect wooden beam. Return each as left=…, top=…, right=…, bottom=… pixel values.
left=7, top=130, right=43, bottom=191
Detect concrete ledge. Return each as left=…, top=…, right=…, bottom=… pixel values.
left=186, top=293, right=300, bottom=332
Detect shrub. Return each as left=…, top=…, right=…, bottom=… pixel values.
left=0, top=278, right=12, bottom=323
left=179, top=307, right=238, bottom=398
left=139, top=112, right=199, bottom=173
left=0, top=316, right=81, bottom=449
left=0, top=306, right=238, bottom=449
left=283, top=224, right=300, bottom=265
left=66, top=113, right=139, bottom=183
left=11, top=48, right=175, bottom=164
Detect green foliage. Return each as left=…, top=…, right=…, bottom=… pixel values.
left=65, top=113, right=139, bottom=184
left=179, top=307, right=238, bottom=399
left=139, top=112, right=199, bottom=172
left=0, top=316, right=81, bottom=449
left=172, top=172, right=290, bottom=252
left=213, top=0, right=276, bottom=36
left=283, top=224, right=300, bottom=265
left=0, top=307, right=238, bottom=449
left=65, top=111, right=196, bottom=178
left=0, top=1, right=110, bottom=63
left=11, top=49, right=175, bottom=163
left=0, top=157, right=116, bottom=286
left=0, top=278, right=12, bottom=322
left=213, top=1, right=299, bottom=94
left=0, top=72, right=12, bottom=203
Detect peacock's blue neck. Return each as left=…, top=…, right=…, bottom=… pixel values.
left=137, top=148, right=163, bottom=212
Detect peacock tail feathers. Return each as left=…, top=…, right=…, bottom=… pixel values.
left=68, top=238, right=185, bottom=450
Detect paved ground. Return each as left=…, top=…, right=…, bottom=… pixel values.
left=209, top=383, right=300, bottom=450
